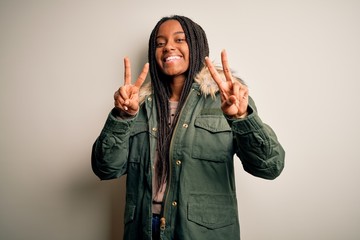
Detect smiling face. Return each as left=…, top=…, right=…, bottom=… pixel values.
left=155, top=20, right=190, bottom=80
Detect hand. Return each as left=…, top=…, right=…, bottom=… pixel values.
left=205, top=49, right=248, bottom=118
left=114, top=57, right=149, bottom=116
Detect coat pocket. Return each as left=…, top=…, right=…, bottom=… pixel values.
left=192, top=115, right=233, bottom=162
left=187, top=194, right=237, bottom=229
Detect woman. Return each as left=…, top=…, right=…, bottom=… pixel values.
left=92, top=15, right=285, bottom=240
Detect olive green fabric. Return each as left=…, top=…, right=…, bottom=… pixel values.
left=92, top=83, right=285, bottom=240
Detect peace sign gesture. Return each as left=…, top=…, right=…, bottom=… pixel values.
left=114, top=57, right=149, bottom=116
left=205, top=50, right=249, bottom=118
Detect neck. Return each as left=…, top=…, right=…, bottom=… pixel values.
left=169, top=75, right=186, bottom=101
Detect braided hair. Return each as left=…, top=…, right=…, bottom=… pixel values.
left=148, top=15, right=209, bottom=191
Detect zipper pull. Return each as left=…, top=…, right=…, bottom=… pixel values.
left=160, top=217, right=166, bottom=230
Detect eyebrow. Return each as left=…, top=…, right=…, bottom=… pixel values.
left=156, top=31, right=185, bottom=39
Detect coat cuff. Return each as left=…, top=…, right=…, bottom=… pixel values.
left=102, top=108, right=137, bottom=134
left=225, top=105, right=265, bottom=134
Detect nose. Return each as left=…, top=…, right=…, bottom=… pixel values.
left=163, top=40, right=175, bottom=52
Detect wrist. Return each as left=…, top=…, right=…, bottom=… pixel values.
left=231, top=111, right=248, bottom=119
left=113, top=108, right=138, bottom=119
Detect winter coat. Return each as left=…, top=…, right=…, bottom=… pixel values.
left=92, top=67, right=285, bottom=240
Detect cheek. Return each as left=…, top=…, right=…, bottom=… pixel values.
left=155, top=50, right=162, bottom=66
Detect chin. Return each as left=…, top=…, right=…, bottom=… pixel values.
left=164, top=67, right=187, bottom=76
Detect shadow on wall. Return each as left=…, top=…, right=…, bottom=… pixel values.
left=66, top=156, right=127, bottom=240
left=109, top=176, right=127, bottom=240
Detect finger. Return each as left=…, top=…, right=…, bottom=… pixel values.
left=134, top=63, right=149, bottom=88
left=114, top=95, right=126, bottom=110
left=239, top=84, right=249, bottom=100
left=205, top=56, right=226, bottom=94
left=233, top=81, right=247, bottom=99
left=124, top=57, right=131, bottom=85
left=233, top=81, right=240, bottom=99
left=221, top=49, right=233, bottom=84
left=114, top=90, right=124, bottom=104
left=126, top=99, right=139, bottom=112
left=113, top=90, right=119, bottom=100
left=225, top=95, right=237, bottom=106
left=115, top=102, right=129, bottom=112
left=118, top=86, right=130, bottom=104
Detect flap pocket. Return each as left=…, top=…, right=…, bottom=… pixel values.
left=130, top=121, right=148, bottom=136
left=187, top=194, right=237, bottom=229
left=129, top=121, right=149, bottom=164
left=194, top=115, right=231, bottom=133
left=192, top=116, right=233, bottom=162
left=188, top=202, right=236, bottom=229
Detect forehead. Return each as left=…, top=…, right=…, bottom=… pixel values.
left=157, top=20, right=185, bottom=37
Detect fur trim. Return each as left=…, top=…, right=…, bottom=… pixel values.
left=139, top=66, right=244, bottom=102
left=194, top=66, right=245, bottom=99
left=139, top=81, right=152, bottom=104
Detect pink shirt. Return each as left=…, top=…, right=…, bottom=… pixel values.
left=152, top=100, right=178, bottom=214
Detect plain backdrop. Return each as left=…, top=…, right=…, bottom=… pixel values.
left=1, top=0, right=359, bottom=239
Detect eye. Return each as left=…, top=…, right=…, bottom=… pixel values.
left=156, top=41, right=165, bottom=47
left=176, top=38, right=186, bottom=43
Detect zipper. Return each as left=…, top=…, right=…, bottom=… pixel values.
left=160, top=88, right=195, bottom=231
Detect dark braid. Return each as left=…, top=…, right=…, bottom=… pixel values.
left=148, top=15, right=209, bottom=191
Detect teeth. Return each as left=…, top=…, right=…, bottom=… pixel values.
left=165, top=56, right=180, bottom=62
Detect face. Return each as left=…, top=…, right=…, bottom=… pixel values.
left=155, top=20, right=190, bottom=79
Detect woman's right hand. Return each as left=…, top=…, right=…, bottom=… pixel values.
left=114, top=57, right=149, bottom=116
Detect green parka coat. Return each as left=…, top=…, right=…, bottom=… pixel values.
left=92, top=67, right=285, bottom=240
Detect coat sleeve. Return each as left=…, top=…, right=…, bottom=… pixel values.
left=227, top=97, right=285, bottom=180
left=91, top=108, right=136, bottom=180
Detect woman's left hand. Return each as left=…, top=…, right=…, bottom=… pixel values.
left=205, top=49, right=249, bottom=118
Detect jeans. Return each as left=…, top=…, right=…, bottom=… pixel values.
left=152, top=214, right=160, bottom=240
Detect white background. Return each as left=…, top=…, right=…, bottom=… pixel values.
left=1, top=0, right=359, bottom=239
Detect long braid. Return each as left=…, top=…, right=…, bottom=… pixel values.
left=148, top=15, right=209, bottom=191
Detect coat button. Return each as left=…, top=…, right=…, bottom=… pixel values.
left=160, top=217, right=166, bottom=230
left=172, top=201, right=177, bottom=207
left=182, top=123, right=188, bottom=128
left=148, top=97, right=152, bottom=101
left=176, top=160, right=182, bottom=166
left=152, top=127, right=157, bottom=132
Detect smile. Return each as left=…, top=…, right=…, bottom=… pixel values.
left=164, top=56, right=181, bottom=62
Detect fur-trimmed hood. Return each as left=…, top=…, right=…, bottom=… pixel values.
left=194, top=66, right=245, bottom=99
left=139, top=66, right=244, bottom=103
